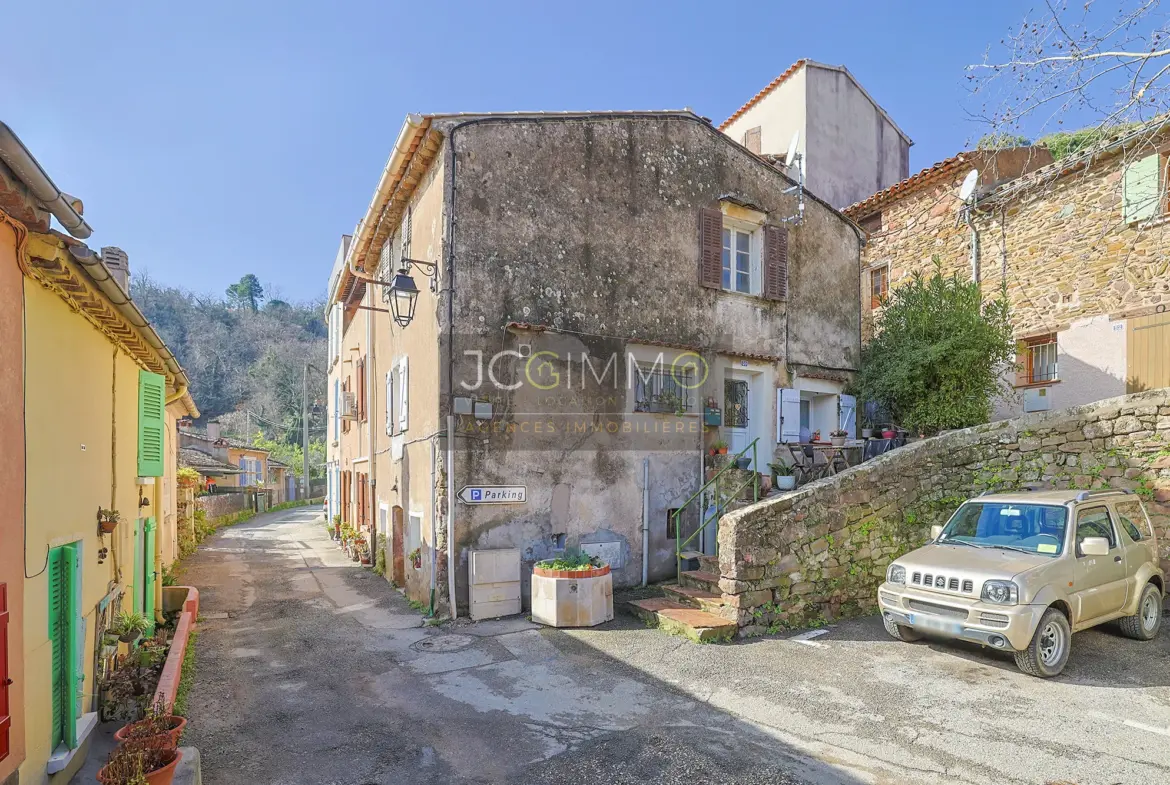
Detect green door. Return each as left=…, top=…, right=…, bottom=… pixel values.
left=48, top=544, right=78, bottom=750
left=144, top=518, right=157, bottom=634
left=133, top=519, right=144, bottom=615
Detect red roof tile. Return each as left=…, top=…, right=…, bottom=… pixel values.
left=719, top=60, right=808, bottom=132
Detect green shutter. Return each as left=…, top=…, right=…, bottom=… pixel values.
left=138, top=370, right=166, bottom=477
left=144, top=519, right=157, bottom=635
left=1123, top=154, right=1161, bottom=223
left=47, top=545, right=78, bottom=750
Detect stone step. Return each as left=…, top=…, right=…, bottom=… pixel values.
left=679, top=569, right=721, bottom=592
left=662, top=583, right=726, bottom=613
left=627, top=598, right=737, bottom=643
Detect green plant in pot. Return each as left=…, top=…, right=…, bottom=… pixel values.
left=712, top=439, right=729, bottom=455
left=769, top=462, right=797, bottom=491
left=113, top=610, right=150, bottom=644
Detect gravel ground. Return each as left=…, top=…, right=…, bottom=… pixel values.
left=175, top=506, right=1170, bottom=785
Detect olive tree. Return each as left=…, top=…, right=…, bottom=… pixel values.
left=856, top=262, right=1017, bottom=435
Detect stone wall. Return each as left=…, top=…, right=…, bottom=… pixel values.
left=196, top=491, right=251, bottom=522
left=717, top=389, right=1170, bottom=636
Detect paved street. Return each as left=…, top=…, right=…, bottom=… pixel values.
left=181, top=507, right=1170, bottom=785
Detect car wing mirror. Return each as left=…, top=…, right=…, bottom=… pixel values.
left=1079, top=536, right=1110, bottom=557
left=930, top=525, right=943, bottom=540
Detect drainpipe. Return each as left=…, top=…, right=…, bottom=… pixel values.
left=429, top=437, right=438, bottom=616
left=446, top=414, right=457, bottom=620
left=0, top=121, right=92, bottom=239
left=642, top=458, right=650, bottom=587
left=965, top=200, right=980, bottom=284
left=366, top=284, right=376, bottom=554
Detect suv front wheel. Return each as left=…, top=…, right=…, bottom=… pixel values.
left=1014, top=608, right=1071, bottom=678
left=1118, top=583, right=1163, bottom=641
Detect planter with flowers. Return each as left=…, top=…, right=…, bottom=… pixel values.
left=98, top=508, right=122, bottom=535
left=829, top=429, right=849, bottom=447
left=531, top=551, right=613, bottom=628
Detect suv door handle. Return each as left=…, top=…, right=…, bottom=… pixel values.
left=1114, top=556, right=1123, bottom=563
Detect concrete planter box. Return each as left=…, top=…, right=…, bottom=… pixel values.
left=531, top=565, right=614, bottom=627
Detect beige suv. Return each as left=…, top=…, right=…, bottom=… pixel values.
left=878, top=489, right=1164, bottom=677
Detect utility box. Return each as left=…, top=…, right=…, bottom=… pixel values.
left=1023, top=387, right=1051, bottom=413
left=469, top=548, right=522, bottom=620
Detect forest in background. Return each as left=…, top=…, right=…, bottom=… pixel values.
left=132, top=272, right=328, bottom=477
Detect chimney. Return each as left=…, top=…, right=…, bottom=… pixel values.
left=101, top=247, right=130, bottom=293
left=207, top=420, right=222, bottom=442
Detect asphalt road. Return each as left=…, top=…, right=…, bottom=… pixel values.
left=179, top=507, right=1170, bottom=785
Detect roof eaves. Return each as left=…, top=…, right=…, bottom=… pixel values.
left=718, top=60, right=808, bottom=131
left=842, top=153, right=971, bottom=218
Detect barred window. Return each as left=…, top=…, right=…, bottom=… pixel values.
left=633, top=366, right=692, bottom=414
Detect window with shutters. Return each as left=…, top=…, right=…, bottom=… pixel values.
left=398, top=358, right=409, bottom=432
left=742, top=126, right=762, bottom=154
left=722, top=224, right=757, bottom=294
left=137, top=370, right=166, bottom=477
left=700, top=206, right=786, bottom=300
left=342, top=379, right=351, bottom=433
left=0, top=582, right=10, bottom=763
left=858, top=213, right=882, bottom=235
left=356, top=357, right=367, bottom=422
left=385, top=370, right=395, bottom=436
left=869, top=265, right=889, bottom=309
left=1015, top=334, right=1059, bottom=387
left=1122, top=152, right=1168, bottom=222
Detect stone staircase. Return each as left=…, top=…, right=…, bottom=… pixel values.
left=628, top=552, right=737, bottom=642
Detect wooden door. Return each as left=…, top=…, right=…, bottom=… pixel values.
left=1128, top=312, right=1170, bottom=392
left=391, top=506, right=405, bottom=586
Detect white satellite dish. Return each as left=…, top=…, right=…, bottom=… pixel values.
left=959, top=169, right=979, bottom=201
left=784, top=131, right=800, bottom=168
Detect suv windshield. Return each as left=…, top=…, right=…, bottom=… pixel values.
left=938, top=502, right=1068, bottom=556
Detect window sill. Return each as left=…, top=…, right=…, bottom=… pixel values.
left=718, top=288, right=776, bottom=303
left=46, top=712, right=99, bottom=773
left=1014, top=379, right=1061, bottom=390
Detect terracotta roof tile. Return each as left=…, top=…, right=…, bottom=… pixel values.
left=718, top=60, right=808, bottom=132
left=842, top=154, right=971, bottom=218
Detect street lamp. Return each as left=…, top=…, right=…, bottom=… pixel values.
left=384, top=259, right=438, bottom=329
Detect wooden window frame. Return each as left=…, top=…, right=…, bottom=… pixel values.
left=869, top=265, right=889, bottom=310
left=1162, top=151, right=1170, bottom=216
left=858, top=212, right=882, bottom=235
left=1025, top=334, right=1059, bottom=385
left=721, top=220, right=761, bottom=296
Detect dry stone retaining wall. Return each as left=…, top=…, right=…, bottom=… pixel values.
left=196, top=491, right=251, bottom=522
left=717, top=389, right=1170, bottom=636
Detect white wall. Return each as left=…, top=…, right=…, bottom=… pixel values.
left=722, top=67, right=807, bottom=160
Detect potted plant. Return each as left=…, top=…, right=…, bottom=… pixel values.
left=114, top=697, right=187, bottom=749
left=713, top=439, right=729, bottom=455
left=113, top=610, right=150, bottom=644
left=98, top=508, right=122, bottom=535
left=860, top=417, right=873, bottom=439
left=769, top=462, right=797, bottom=491
left=881, top=426, right=897, bottom=439
left=830, top=429, right=848, bottom=447
left=408, top=548, right=422, bottom=569
left=531, top=551, right=613, bottom=627
left=98, top=744, right=182, bottom=785
left=331, top=514, right=341, bottom=540
left=176, top=467, right=201, bottom=489
left=735, top=454, right=751, bottom=470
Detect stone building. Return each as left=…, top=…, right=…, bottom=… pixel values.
left=844, top=127, right=1170, bottom=421
left=326, top=110, right=863, bottom=616
left=720, top=59, right=912, bottom=210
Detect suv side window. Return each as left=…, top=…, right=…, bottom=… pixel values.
left=1075, top=506, right=1117, bottom=555
left=1114, top=499, right=1153, bottom=543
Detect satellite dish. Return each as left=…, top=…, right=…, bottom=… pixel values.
left=959, top=169, right=979, bottom=201
left=784, top=131, right=800, bottom=168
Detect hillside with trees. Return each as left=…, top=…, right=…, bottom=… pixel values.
left=132, top=272, right=328, bottom=477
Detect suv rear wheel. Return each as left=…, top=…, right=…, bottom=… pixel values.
left=1014, top=607, right=1071, bottom=678
left=882, top=614, right=922, bottom=642
left=1118, top=583, right=1163, bottom=641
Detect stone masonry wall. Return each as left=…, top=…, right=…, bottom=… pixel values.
left=717, top=389, right=1170, bottom=636
left=196, top=491, right=251, bottom=522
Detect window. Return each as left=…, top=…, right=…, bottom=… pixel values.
left=1020, top=334, right=1058, bottom=385
left=869, top=266, right=889, bottom=309
left=333, top=379, right=340, bottom=441
left=858, top=213, right=882, bottom=235
left=724, top=379, right=748, bottom=428
left=940, top=503, right=1068, bottom=556
left=633, top=365, right=692, bottom=414
left=722, top=227, right=754, bottom=294
left=1115, top=500, right=1153, bottom=542
left=1122, top=152, right=1167, bottom=222
left=408, top=512, right=422, bottom=553
left=137, top=370, right=166, bottom=477
left=1076, top=507, right=1116, bottom=553
left=356, top=357, right=367, bottom=422
left=742, top=126, right=762, bottom=154
left=398, top=358, right=409, bottom=432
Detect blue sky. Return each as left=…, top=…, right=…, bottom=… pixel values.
left=4, top=1, right=1028, bottom=302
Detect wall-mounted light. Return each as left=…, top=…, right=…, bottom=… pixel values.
left=381, top=258, right=438, bottom=329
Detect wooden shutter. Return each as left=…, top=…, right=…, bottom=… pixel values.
left=356, top=358, right=367, bottom=421
left=743, top=126, right=762, bottom=154
left=764, top=225, right=789, bottom=300
left=0, top=582, right=9, bottom=763
left=1013, top=341, right=1030, bottom=387
left=399, top=358, right=409, bottom=432
left=1123, top=154, right=1160, bottom=223
left=138, top=370, right=166, bottom=477
left=699, top=208, right=723, bottom=289
left=385, top=371, right=394, bottom=436
left=48, top=545, right=77, bottom=750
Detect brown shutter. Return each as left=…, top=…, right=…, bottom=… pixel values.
left=1014, top=342, right=1030, bottom=387
left=699, top=208, right=724, bottom=289
left=744, top=127, right=762, bottom=154
left=764, top=225, right=788, bottom=300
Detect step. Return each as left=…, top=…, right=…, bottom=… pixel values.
left=679, top=551, right=719, bottom=571
left=662, top=583, right=726, bottom=613
left=628, top=598, right=737, bottom=643
left=679, top=569, right=721, bottom=592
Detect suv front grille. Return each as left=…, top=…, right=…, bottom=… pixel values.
left=979, top=612, right=1010, bottom=628
left=911, top=572, right=975, bottom=594
left=907, top=599, right=969, bottom=620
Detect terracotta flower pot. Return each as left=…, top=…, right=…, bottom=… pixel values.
left=98, top=749, right=183, bottom=785
left=717, top=447, right=728, bottom=455
left=99, top=520, right=119, bottom=535
left=114, top=715, right=187, bottom=749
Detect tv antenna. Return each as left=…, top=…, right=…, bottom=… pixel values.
left=959, top=169, right=979, bottom=202
left=779, top=131, right=805, bottom=225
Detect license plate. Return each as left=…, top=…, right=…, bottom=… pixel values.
left=907, top=613, right=962, bottom=635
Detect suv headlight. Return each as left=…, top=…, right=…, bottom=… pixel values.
left=887, top=564, right=906, bottom=585
left=981, top=580, right=1019, bottom=605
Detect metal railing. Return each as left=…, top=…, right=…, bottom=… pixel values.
left=672, top=438, right=759, bottom=581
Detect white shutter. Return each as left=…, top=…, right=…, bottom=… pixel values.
left=399, top=357, right=409, bottom=432
left=390, top=369, right=400, bottom=435
left=839, top=394, right=857, bottom=439
left=778, top=388, right=801, bottom=443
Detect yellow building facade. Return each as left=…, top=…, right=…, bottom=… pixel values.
left=18, top=232, right=197, bottom=784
